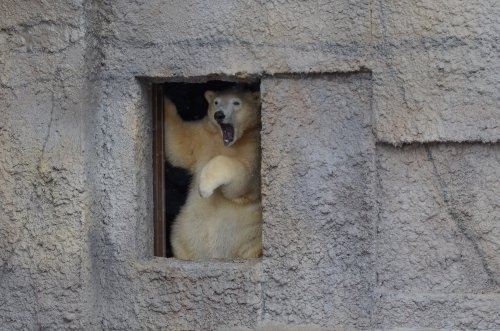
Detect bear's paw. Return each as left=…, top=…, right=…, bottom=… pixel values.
left=198, top=157, right=233, bottom=198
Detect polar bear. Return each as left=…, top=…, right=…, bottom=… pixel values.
left=164, top=89, right=262, bottom=260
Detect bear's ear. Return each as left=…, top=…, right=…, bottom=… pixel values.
left=251, top=91, right=260, bottom=102
left=204, top=90, right=216, bottom=103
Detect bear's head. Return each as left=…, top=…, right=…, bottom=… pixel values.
left=204, top=89, right=260, bottom=146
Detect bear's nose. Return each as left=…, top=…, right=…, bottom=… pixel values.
left=214, top=111, right=225, bottom=122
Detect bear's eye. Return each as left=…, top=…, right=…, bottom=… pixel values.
left=214, top=99, right=219, bottom=106
left=233, top=100, right=241, bottom=106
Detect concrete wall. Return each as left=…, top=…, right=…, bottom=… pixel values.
left=0, top=1, right=499, bottom=330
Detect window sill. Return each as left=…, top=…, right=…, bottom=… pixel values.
left=134, top=256, right=262, bottom=275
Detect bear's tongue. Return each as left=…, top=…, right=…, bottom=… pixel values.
left=219, top=123, right=234, bottom=145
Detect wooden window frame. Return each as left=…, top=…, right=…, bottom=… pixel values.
left=152, top=84, right=166, bottom=257
left=152, top=79, right=260, bottom=258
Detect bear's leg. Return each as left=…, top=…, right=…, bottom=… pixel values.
left=236, top=240, right=262, bottom=258
left=172, top=242, right=194, bottom=260
left=171, top=233, right=195, bottom=260
left=235, top=227, right=262, bottom=258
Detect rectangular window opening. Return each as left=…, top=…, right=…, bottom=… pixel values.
left=152, top=78, right=261, bottom=258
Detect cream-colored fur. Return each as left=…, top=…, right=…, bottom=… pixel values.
left=164, top=89, right=262, bottom=260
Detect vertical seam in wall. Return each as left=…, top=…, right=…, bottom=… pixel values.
left=372, top=145, right=384, bottom=329
left=25, top=66, right=63, bottom=331
left=259, top=78, right=267, bottom=329
left=368, top=75, right=378, bottom=329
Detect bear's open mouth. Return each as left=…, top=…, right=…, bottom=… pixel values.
left=219, top=123, right=234, bottom=146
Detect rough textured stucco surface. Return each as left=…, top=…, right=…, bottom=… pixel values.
left=374, top=144, right=500, bottom=330
left=1, top=0, right=499, bottom=330
left=260, top=75, right=375, bottom=329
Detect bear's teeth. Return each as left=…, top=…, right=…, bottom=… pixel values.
left=220, top=123, right=234, bottom=145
